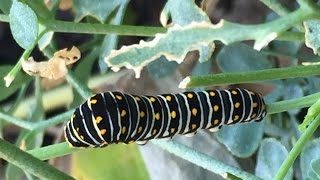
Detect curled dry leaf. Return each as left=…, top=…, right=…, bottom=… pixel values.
left=22, top=46, right=81, bottom=80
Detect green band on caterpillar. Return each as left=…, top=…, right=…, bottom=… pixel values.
left=64, top=88, right=267, bottom=148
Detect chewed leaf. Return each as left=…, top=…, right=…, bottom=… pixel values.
left=105, top=20, right=277, bottom=78
left=304, top=20, right=320, bottom=55
left=161, top=0, right=212, bottom=63
left=22, top=46, right=81, bottom=79
left=73, top=0, right=126, bottom=23
left=160, top=0, right=209, bottom=26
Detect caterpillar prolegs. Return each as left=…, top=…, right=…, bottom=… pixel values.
left=64, top=88, right=267, bottom=148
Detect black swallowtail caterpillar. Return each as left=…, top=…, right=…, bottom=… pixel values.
left=65, top=88, right=267, bottom=148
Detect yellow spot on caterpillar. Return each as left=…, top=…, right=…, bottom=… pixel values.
left=252, top=102, right=258, bottom=108
left=171, top=111, right=176, bottom=119
left=234, top=102, right=240, bottom=108
left=251, top=113, right=257, bottom=119
left=192, top=108, right=198, bottom=116
left=249, top=91, right=255, bottom=95
left=90, top=99, right=97, bottom=104
left=155, top=112, right=160, bottom=120
left=150, top=97, right=156, bottom=102
left=121, top=110, right=126, bottom=117
left=152, top=129, right=157, bottom=135
left=95, top=116, right=103, bottom=124
left=166, top=95, right=172, bottom=101
left=138, top=126, right=143, bottom=133
left=80, top=135, right=84, bottom=140
left=116, top=95, right=122, bottom=100
left=231, top=90, right=238, bottom=95
left=121, top=126, right=126, bottom=134
left=233, top=115, right=239, bottom=121
left=73, top=114, right=76, bottom=118
left=76, top=128, right=79, bottom=132
left=210, top=91, right=215, bottom=96
left=100, top=129, right=107, bottom=135
left=170, top=128, right=175, bottom=133
left=213, top=105, right=219, bottom=112
left=192, top=124, right=197, bottom=129
left=135, top=96, right=141, bottom=101
left=213, top=119, right=219, bottom=125
left=187, top=93, right=193, bottom=98
left=128, top=140, right=135, bottom=144
left=140, top=111, right=145, bottom=118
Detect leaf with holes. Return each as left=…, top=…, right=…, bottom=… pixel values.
left=105, top=20, right=278, bottom=78
left=73, top=0, right=127, bottom=22
left=160, top=0, right=213, bottom=63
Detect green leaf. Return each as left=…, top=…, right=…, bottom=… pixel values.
left=0, top=65, right=32, bottom=102
left=160, top=0, right=209, bottom=26
left=255, top=138, right=292, bottom=180
left=71, top=145, right=149, bottom=180
left=311, top=159, right=320, bottom=179
left=283, top=81, right=303, bottom=115
left=73, top=0, right=127, bottom=23
left=300, top=138, right=320, bottom=179
left=105, top=19, right=280, bottom=78
left=216, top=122, right=264, bottom=158
left=304, top=20, right=320, bottom=55
left=217, top=43, right=272, bottom=72
left=146, top=56, right=178, bottom=79
left=9, top=1, right=38, bottom=49
left=160, top=0, right=213, bottom=62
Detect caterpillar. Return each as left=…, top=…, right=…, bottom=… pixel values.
left=65, top=88, right=267, bottom=148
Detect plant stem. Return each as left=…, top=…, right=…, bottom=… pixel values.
left=28, top=142, right=79, bottom=160
left=0, top=111, right=33, bottom=130
left=66, top=71, right=93, bottom=100
left=275, top=114, right=320, bottom=180
left=179, top=65, right=320, bottom=88
left=152, top=140, right=262, bottom=180
left=267, top=92, right=320, bottom=114
left=42, top=19, right=167, bottom=37
left=0, top=14, right=9, bottom=22
left=0, top=138, right=74, bottom=180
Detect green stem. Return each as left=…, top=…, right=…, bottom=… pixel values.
left=179, top=65, right=320, bottom=88
left=4, top=28, right=48, bottom=87
left=42, top=19, right=167, bottom=37
left=0, top=14, right=9, bottom=22
left=152, top=140, right=262, bottom=180
left=276, top=32, right=304, bottom=41
left=0, top=138, right=74, bottom=180
left=275, top=114, right=320, bottom=180
left=3, top=50, right=32, bottom=87
left=0, top=111, right=33, bottom=130
left=32, top=110, right=74, bottom=131
left=267, top=92, right=320, bottom=114
left=66, top=71, right=93, bottom=100
left=260, top=0, right=290, bottom=16
left=28, top=142, right=79, bottom=161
